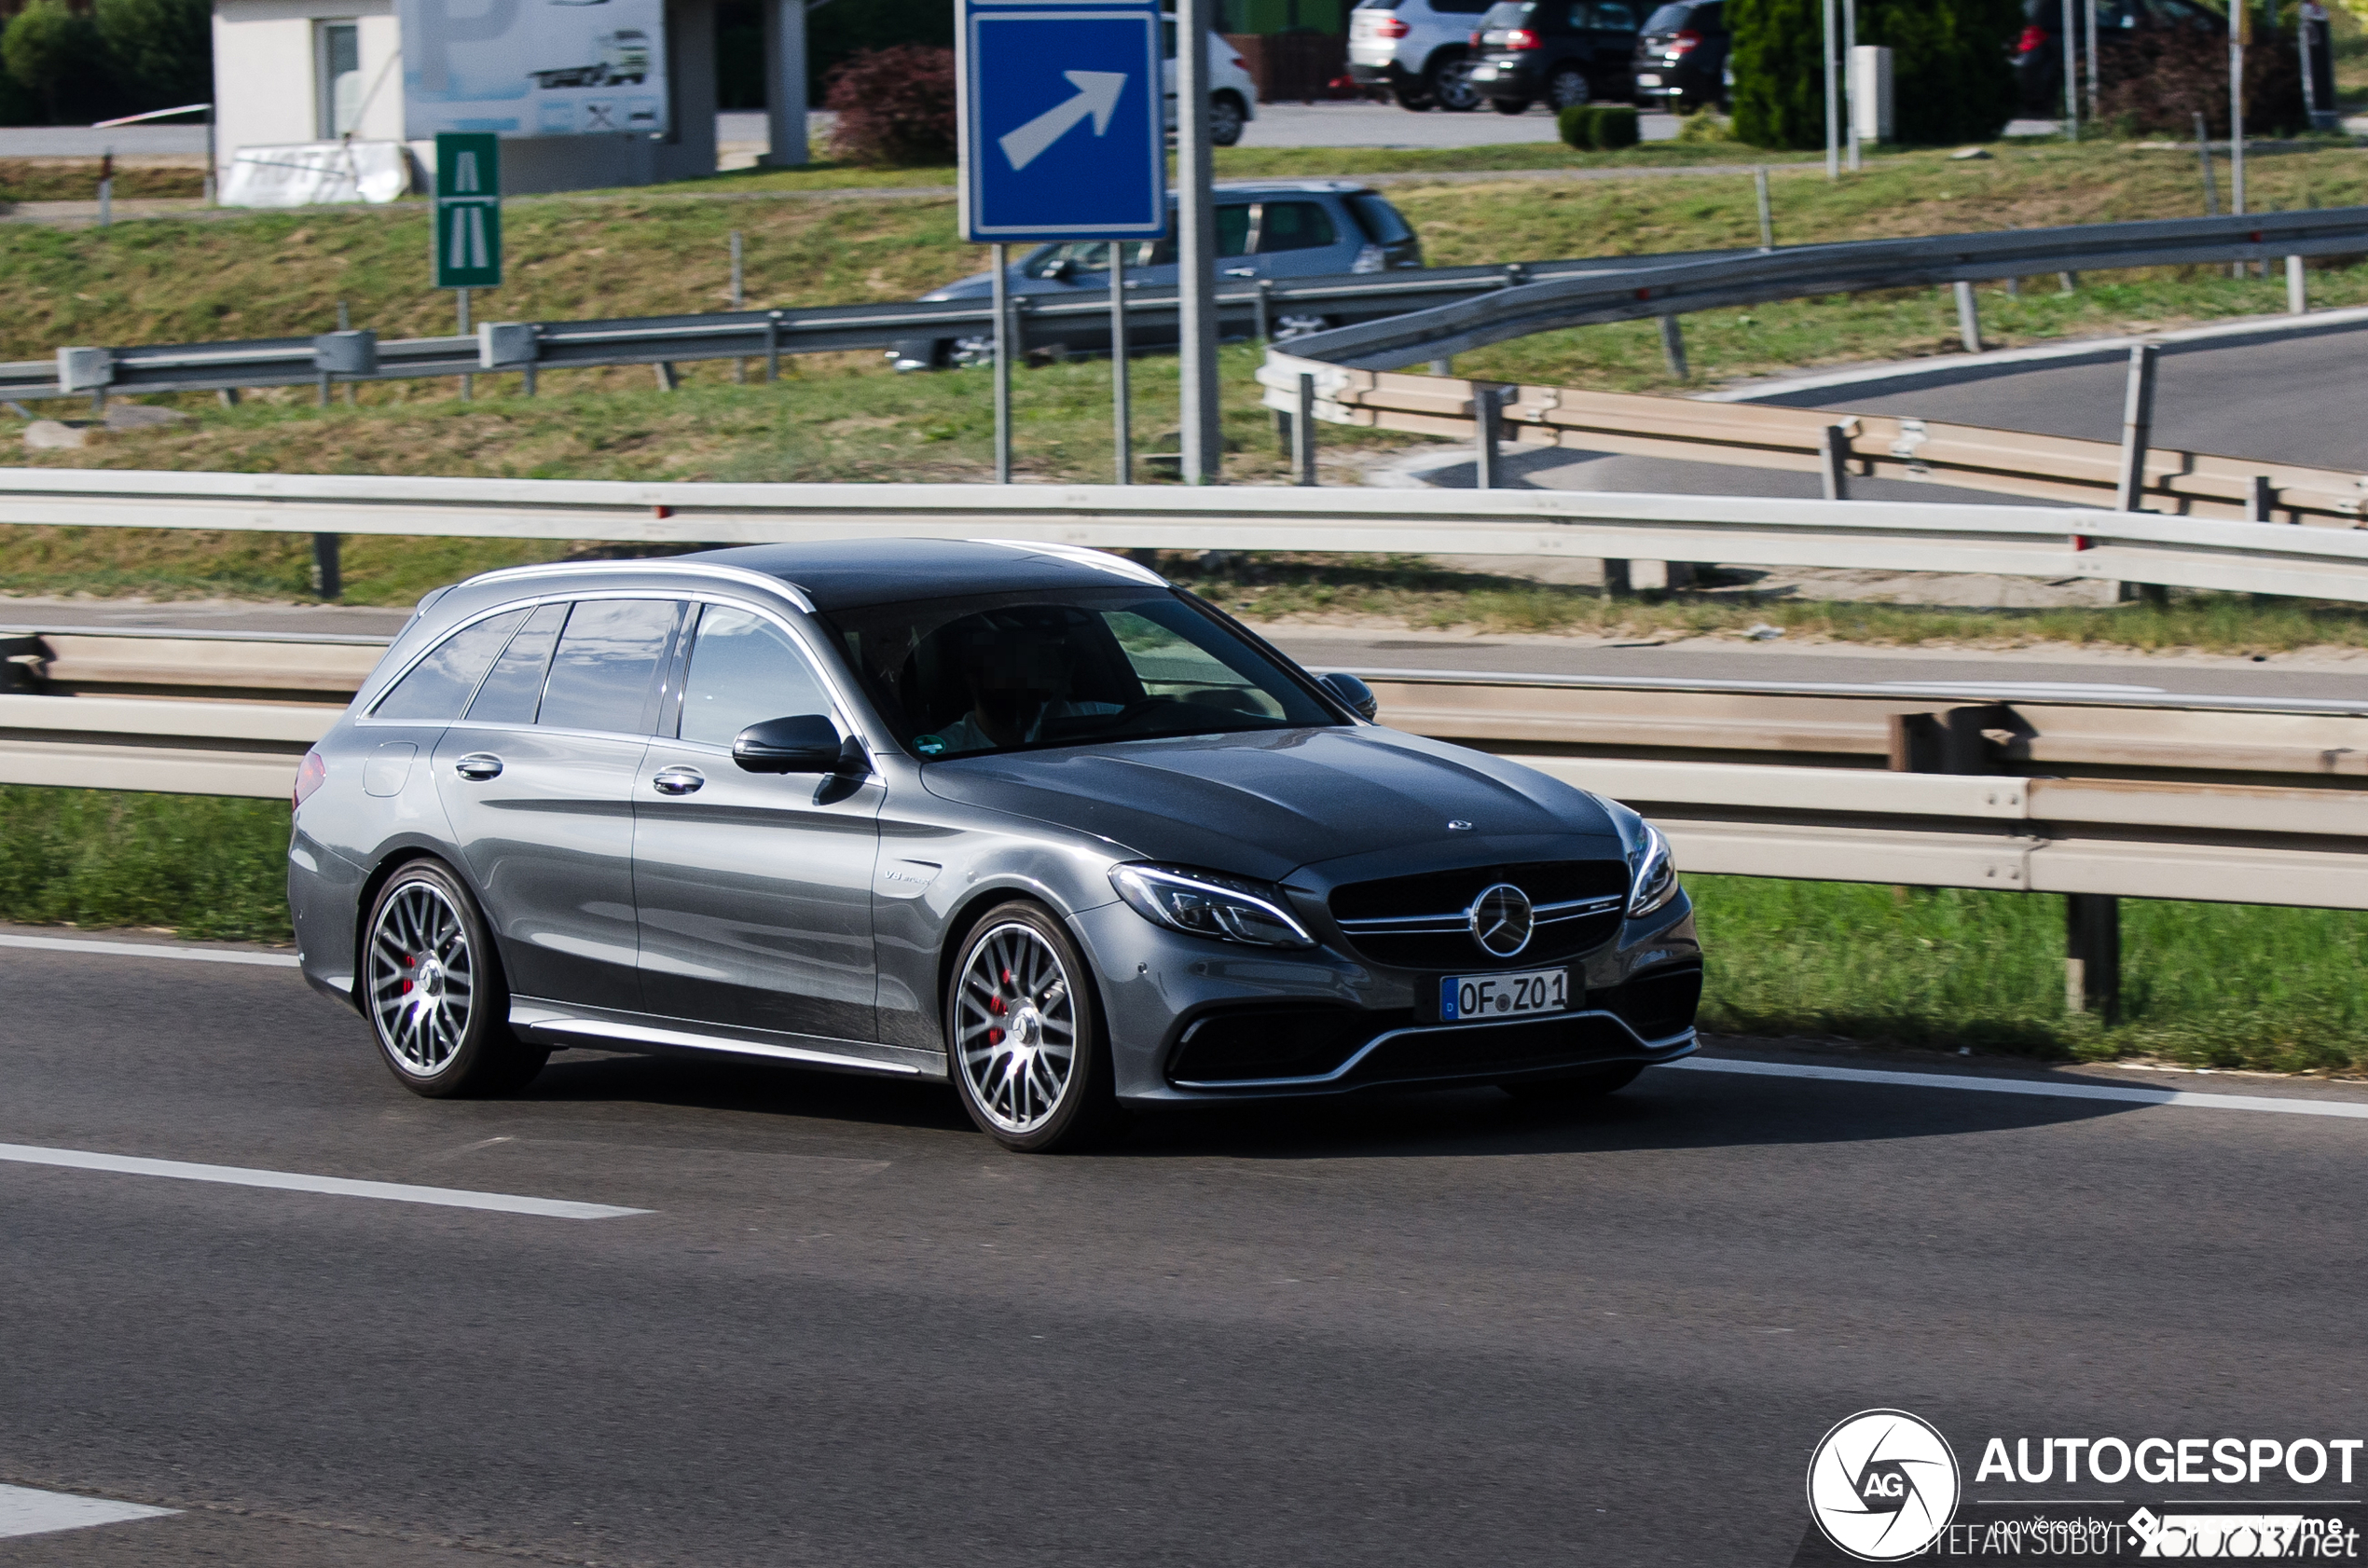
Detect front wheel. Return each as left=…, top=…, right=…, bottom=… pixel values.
left=946, top=903, right=1119, bottom=1152
left=364, top=860, right=547, bottom=1097
left=1209, top=92, right=1246, bottom=146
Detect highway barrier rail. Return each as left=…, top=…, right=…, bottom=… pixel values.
left=7, top=208, right=2364, bottom=403
left=6, top=627, right=2368, bottom=914
left=7, top=468, right=2368, bottom=603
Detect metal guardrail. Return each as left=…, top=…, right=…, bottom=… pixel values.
left=7, top=207, right=2362, bottom=402
left=5, top=469, right=2368, bottom=603
left=5, top=633, right=2367, bottom=912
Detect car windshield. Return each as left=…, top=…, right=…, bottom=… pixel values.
left=819, top=588, right=1342, bottom=761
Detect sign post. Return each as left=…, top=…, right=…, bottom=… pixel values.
left=957, top=0, right=1166, bottom=484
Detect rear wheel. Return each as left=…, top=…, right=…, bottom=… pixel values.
left=1548, top=66, right=1591, bottom=109
left=946, top=902, right=1119, bottom=1153
left=1392, top=84, right=1436, bottom=110
left=1428, top=53, right=1481, bottom=111
left=364, top=860, right=547, bottom=1098
left=1210, top=91, right=1247, bottom=146
left=1500, top=1062, right=1643, bottom=1102
left=1491, top=97, right=1534, bottom=115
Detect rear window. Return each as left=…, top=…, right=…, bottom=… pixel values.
left=1641, top=1, right=1693, bottom=26
left=373, top=610, right=525, bottom=722
left=1346, top=192, right=1415, bottom=245
left=536, top=599, right=681, bottom=736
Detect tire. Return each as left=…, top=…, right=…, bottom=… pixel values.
left=1490, top=97, right=1534, bottom=115
left=1499, top=1062, right=1643, bottom=1102
left=945, top=901, right=1120, bottom=1153
left=362, top=860, right=548, bottom=1098
left=1210, top=92, right=1247, bottom=146
left=1427, top=53, right=1481, bottom=111
left=1547, top=66, right=1591, bottom=110
left=1393, top=82, right=1436, bottom=110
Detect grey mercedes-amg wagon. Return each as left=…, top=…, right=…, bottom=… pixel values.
left=288, top=540, right=1700, bottom=1151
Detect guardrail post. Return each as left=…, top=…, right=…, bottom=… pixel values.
left=1658, top=315, right=1688, bottom=380
left=1754, top=166, right=1773, bottom=252
left=730, top=230, right=747, bottom=384
left=2114, top=343, right=2158, bottom=514
left=1952, top=281, right=1981, bottom=353
left=2058, top=271, right=2077, bottom=294
left=2287, top=254, right=2306, bottom=315
left=1820, top=424, right=1851, bottom=502
left=1429, top=355, right=1452, bottom=377
left=765, top=313, right=783, bottom=383
left=2064, top=893, right=2120, bottom=1022
left=1475, top=383, right=1503, bottom=490
left=1253, top=279, right=1272, bottom=346
left=2248, top=475, right=2276, bottom=522
left=1292, top=372, right=1318, bottom=487
left=654, top=363, right=680, bottom=392
left=310, top=534, right=341, bottom=601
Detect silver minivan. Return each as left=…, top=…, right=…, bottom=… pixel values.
left=1347, top=0, right=1498, bottom=109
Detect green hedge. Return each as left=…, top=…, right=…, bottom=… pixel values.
left=1557, top=103, right=1641, bottom=151
left=1729, top=0, right=2018, bottom=151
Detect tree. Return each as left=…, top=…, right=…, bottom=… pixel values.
left=1, top=0, right=117, bottom=124
left=1730, top=0, right=2019, bottom=150
left=96, top=0, right=212, bottom=111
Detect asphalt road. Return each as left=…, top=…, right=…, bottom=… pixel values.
left=5, top=936, right=2365, bottom=1565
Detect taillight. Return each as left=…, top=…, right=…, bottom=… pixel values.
left=1505, top=27, right=1540, bottom=48
left=1669, top=27, right=1701, bottom=51
left=1375, top=15, right=1409, bottom=35
left=2016, top=24, right=2046, bottom=51
left=1230, top=53, right=1246, bottom=69
left=293, top=749, right=326, bottom=811
left=1471, top=28, right=1482, bottom=44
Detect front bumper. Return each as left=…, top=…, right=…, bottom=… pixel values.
left=1072, top=898, right=1703, bottom=1105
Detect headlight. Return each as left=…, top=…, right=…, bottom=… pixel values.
left=1109, top=863, right=1315, bottom=949
left=1628, top=823, right=1680, bottom=918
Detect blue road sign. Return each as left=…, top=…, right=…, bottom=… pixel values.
left=958, top=1, right=1168, bottom=243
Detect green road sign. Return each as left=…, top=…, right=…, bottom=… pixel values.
left=433, top=131, right=503, bottom=289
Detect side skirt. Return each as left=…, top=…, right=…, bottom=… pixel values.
left=510, top=999, right=948, bottom=1081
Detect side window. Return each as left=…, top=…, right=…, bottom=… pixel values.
left=463, top=601, right=568, bottom=725
left=678, top=606, right=835, bottom=748
left=372, top=610, right=525, bottom=722
left=536, top=599, right=681, bottom=736
left=1590, top=1, right=1638, bottom=27
left=1255, top=201, right=1338, bottom=253
left=1216, top=203, right=1252, bottom=258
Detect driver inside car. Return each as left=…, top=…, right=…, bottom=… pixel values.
left=924, top=622, right=1122, bottom=755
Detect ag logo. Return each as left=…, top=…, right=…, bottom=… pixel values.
left=1806, top=1409, right=1961, bottom=1561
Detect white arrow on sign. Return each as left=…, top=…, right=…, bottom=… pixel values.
left=998, top=70, right=1128, bottom=172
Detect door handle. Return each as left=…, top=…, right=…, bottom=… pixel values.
left=453, top=753, right=503, bottom=781
left=1221, top=266, right=1256, bottom=277
left=651, top=765, right=705, bottom=796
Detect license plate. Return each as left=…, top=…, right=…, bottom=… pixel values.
left=1635, top=72, right=1661, bottom=83
left=1440, top=968, right=1567, bottom=1022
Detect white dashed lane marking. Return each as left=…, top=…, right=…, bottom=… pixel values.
left=0, top=1484, right=175, bottom=1539
left=0, top=1145, right=651, bottom=1220
left=0, top=932, right=300, bottom=968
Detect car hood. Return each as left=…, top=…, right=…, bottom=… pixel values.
left=918, top=726, right=1623, bottom=883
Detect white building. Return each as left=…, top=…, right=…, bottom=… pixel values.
left=208, top=0, right=751, bottom=198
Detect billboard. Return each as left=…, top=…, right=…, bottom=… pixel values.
left=399, top=0, right=669, bottom=140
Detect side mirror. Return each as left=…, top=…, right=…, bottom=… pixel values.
left=733, top=714, right=849, bottom=774
left=1319, top=671, right=1379, bottom=722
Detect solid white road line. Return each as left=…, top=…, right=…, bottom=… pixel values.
left=1672, top=1056, right=2368, bottom=1121
left=0, top=1144, right=651, bottom=1219
left=0, top=932, right=301, bottom=968
left=0, top=1484, right=176, bottom=1540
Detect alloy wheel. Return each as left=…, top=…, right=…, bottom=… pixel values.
left=1431, top=56, right=1482, bottom=111
left=368, top=879, right=476, bottom=1078
left=955, top=922, right=1080, bottom=1135
left=1549, top=68, right=1590, bottom=109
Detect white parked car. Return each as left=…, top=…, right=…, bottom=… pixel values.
left=1163, top=20, right=1260, bottom=145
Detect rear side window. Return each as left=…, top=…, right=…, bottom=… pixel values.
left=1345, top=192, right=1414, bottom=245
left=373, top=609, right=525, bottom=722
left=1256, top=200, right=1337, bottom=253
left=677, top=606, right=834, bottom=748
left=536, top=599, right=681, bottom=736
left=464, top=601, right=568, bottom=724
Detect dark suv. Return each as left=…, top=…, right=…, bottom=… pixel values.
left=2010, top=0, right=2219, bottom=111
left=1468, top=0, right=1642, bottom=114
left=1631, top=0, right=1727, bottom=112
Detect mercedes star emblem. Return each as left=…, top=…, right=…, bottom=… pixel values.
left=1467, top=883, right=1535, bottom=958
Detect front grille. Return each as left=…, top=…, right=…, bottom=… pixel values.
left=1328, top=860, right=1629, bottom=971
left=1351, top=1013, right=1641, bottom=1086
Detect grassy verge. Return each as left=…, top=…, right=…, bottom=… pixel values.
left=0, top=161, right=206, bottom=203
left=1695, top=874, right=2368, bottom=1076
left=5, top=786, right=2359, bottom=1074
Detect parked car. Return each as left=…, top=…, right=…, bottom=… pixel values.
left=2010, top=0, right=2219, bottom=112
left=1468, top=0, right=1643, bottom=114
left=1347, top=0, right=1497, bottom=110
left=290, top=542, right=1702, bottom=1152
left=888, top=181, right=1425, bottom=370
left=1631, top=0, right=1727, bottom=112
left=1166, top=21, right=1260, bottom=145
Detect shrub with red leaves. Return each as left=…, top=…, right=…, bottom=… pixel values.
left=2097, top=24, right=2304, bottom=139
left=823, top=44, right=957, bottom=167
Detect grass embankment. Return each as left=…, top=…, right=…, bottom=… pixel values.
left=7, top=787, right=2359, bottom=1074
left=6, top=138, right=2368, bottom=626
left=0, top=161, right=205, bottom=202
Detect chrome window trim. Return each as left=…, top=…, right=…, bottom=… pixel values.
left=1169, top=1009, right=1697, bottom=1091
left=358, top=589, right=679, bottom=729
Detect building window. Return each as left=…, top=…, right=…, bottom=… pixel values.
left=318, top=21, right=362, bottom=139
